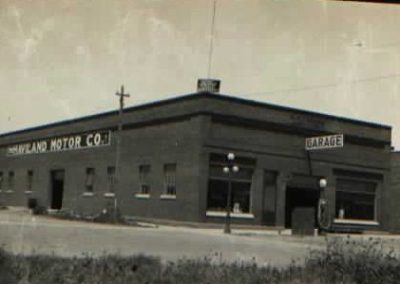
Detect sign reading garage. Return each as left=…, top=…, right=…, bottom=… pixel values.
left=305, top=134, right=344, bottom=151
left=6, top=130, right=111, bottom=156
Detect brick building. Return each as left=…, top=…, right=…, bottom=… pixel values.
left=390, top=152, right=400, bottom=231
left=0, top=92, right=393, bottom=231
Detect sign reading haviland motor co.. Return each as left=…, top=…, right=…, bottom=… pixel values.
left=6, top=130, right=111, bottom=156
left=305, top=134, right=344, bottom=151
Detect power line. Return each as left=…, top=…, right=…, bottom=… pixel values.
left=243, top=72, right=400, bottom=96
left=332, top=0, right=400, bottom=5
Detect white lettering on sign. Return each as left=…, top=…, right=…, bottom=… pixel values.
left=6, top=130, right=111, bottom=156
left=86, top=134, right=93, bottom=147
left=305, top=134, right=344, bottom=150
left=94, top=133, right=101, bottom=145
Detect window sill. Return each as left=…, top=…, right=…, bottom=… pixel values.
left=135, top=193, right=150, bottom=199
left=5, top=190, right=14, bottom=194
left=160, top=194, right=176, bottom=200
left=82, top=192, right=94, bottom=197
left=333, top=219, right=379, bottom=226
left=104, top=192, right=115, bottom=198
left=206, top=211, right=255, bottom=219
left=24, top=191, right=33, bottom=194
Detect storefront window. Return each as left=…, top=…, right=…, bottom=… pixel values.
left=206, top=153, right=255, bottom=214
left=8, top=171, right=14, bottom=190
left=138, top=165, right=151, bottom=194
left=163, top=164, right=176, bottom=196
left=335, top=179, right=377, bottom=221
left=207, top=180, right=251, bottom=213
left=107, top=167, right=115, bottom=193
left=85, top=168, right=95, bottom=192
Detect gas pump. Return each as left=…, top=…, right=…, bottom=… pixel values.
left=318, top=197, right=331, bottom=230
left=317, top=178, right=331, bottom=231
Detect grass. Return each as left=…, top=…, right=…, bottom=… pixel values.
left=1, top=237, right=400, bottom=283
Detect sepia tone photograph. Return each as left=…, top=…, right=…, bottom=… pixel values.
left=1, top=0, right=400, bottom=283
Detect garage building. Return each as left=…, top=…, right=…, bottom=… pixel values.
left=0, top=91, right=393, bottom=231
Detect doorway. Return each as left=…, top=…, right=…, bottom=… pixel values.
left=50, top=170, right=65, bottom=210
left=285, top=187, right=320, bottom=228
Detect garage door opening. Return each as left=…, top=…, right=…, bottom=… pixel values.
left=50, top=170, right=65, bottom=210
left=285, top=187, right=320, bottom=228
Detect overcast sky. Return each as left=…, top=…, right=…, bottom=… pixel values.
left=1, top=0, right=400, bottom=148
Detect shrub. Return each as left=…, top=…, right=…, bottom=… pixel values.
left=305, top=236, right=400, bottom=284
left=93, top=207, right=125, bottom=224
left=26, top=198, right=47, bottom=215
left=0, top=247, right=17, bottom=284
left=0, top=204, right=7, bottom=210
left=27, top=198, right=38, bottom=210
left=0, top=237, right=399, bottom=283
left=32, top=205, right=47, bottom=215
left=50, top=207, right=128, bottom=225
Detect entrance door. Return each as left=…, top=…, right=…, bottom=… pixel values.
left=50, top=170, right=65, bottom=210
left=285, top=187, right=320, bottom=228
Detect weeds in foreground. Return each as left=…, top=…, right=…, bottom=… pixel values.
left=305, top=236, right=400, bottom=284
left=0, top=237, right=399, bottom=283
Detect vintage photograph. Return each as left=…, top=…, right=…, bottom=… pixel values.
left=1, top=0, right=400, bottom=283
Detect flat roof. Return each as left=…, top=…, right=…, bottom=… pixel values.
left=0, top=91, right=391, bottom=138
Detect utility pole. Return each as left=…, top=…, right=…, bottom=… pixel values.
left=114, top=85, right=130, bottom=222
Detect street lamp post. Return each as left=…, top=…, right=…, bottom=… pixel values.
left=319, top=178, right=327, bottom=189
left=223, top=152, right=239, bottom=234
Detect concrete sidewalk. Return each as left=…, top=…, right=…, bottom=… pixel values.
left=0, top=208, right=324, bottom=267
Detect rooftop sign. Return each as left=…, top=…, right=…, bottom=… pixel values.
left=305, top=134, right=344, bottom=151
left=197, top=79, right=221, bottom=93
left=6, top=130, right=111, bottom=156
